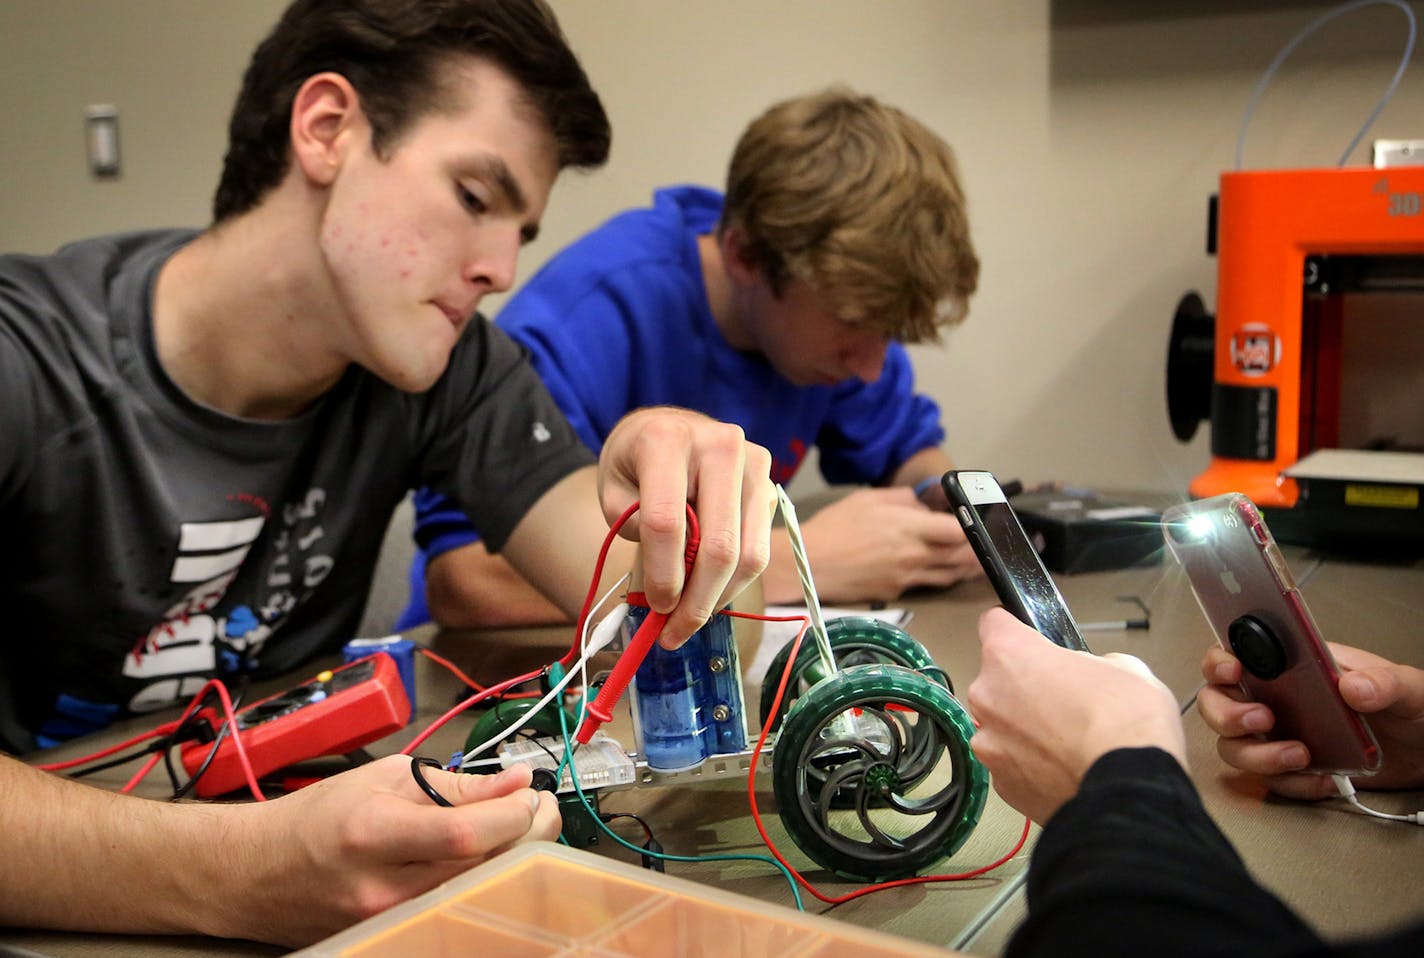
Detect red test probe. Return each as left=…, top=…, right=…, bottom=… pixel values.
left=574, top=505, right=699, bottom=745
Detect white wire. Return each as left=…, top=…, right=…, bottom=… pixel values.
left=773, top=484, right=837, bottom=679
left=457, top=572, right=629, bottom=768
left=457, top=651, right=579, bottom=768
left=576, top=587, right=631, bottom=730
left=1235, top=0, right=1417, bottom=170
left=1333, top=774, right=1424, bottom=824
left=582, top=594, right=630, bottom=718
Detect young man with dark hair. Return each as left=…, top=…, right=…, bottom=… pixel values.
left=0, top=0, right=771, bottom=945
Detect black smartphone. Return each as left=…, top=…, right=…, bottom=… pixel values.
left=1162, top=494, right=1381, bottom=776
left=942, top=470, right=1090, bottom=651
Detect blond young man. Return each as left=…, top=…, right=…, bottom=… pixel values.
left=405, top=87, right=985, bottom=629
left=0, top=0, right=773, bottom=944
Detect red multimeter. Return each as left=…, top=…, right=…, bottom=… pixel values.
left=179, top=652, right=410, bottom=797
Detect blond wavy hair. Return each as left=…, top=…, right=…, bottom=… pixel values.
left=721, top=87, right=978, bottom=343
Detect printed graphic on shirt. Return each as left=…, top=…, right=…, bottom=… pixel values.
left=771, top=438, right=808, bottom=485
left=122, top=488, right=334, bottom=713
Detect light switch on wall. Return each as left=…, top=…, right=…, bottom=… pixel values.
left=84, top=104, right=120, bottom=178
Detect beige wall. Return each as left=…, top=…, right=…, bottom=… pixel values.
left=2, top=0, right=1419, bottom=495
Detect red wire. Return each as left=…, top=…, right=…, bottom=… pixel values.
left=399, top=666, right=545, bottom=757
left=119, top=752, right=164, bottom=794
left=167, top=679, right=265, bottom=801
left=727, top=608, right=1032, bottom=905
left=35, top=721, right=181, bottom=772
left=416, top=646, right=487, bottom=691
left=49, top=678, right=266, bottom=801
left=560, top=501, right=643, bottom=669
left=416, top=646, right=538, bottom=700
left=207, top=679, right=266, bottom=801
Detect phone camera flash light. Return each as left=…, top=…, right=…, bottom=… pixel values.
left=1186, top=514, right=1214, bottom=540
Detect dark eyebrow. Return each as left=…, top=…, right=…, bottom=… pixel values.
left=464, top=154, right=540, bottom=244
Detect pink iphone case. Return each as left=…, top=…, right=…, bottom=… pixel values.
left=1162, top=493, right=1380, bottom=776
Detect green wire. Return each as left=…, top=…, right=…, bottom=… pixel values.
left=548, top=660, right=805, bottom=910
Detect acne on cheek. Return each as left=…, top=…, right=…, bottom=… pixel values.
left=326, top=204, right=372, bottom=255
left=400, top=227, right=430, bottom=274
left=321, top=222, right=360, bottom=256
left=398, top=245, right=420, bottom=279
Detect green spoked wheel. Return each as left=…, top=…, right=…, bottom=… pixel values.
left=463, top=697, right=577, bottom=771
left=758, top=616, right=950, bottom=734
left=771, top=663, right=987, bottom=881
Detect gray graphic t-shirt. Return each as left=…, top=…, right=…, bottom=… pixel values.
left=0, top=230, right=593, bottom=750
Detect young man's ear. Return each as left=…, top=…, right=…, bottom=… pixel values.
left=289, top=72, right=364, bottom=187
left=719, top=226, right=762, bottom=288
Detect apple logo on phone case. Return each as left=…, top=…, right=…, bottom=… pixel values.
left=1219, top=570, right=1243, bottom=594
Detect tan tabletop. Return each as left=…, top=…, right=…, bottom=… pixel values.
left=5, top=546, right=1421, bottom=957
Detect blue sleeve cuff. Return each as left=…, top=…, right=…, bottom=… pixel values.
left=411, top=487, right=483, bottom=559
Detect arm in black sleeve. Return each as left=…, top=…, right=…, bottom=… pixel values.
left=1007, top=747, right=1324, bottom=958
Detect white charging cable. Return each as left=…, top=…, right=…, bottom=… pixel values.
left=1332, top=774, right=1424, bottom=825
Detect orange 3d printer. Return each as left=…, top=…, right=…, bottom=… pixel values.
left=1168, top=159, right=1424, bottom=547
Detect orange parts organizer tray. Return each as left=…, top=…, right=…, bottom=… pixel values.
left=293, top=841, right=955, bottom=958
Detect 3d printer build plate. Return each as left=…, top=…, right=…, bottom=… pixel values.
left=292, top=841, right=950, bottom=958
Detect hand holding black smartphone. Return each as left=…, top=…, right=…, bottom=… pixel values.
left=1162, top=493, right=1381, bottom=776
left=942, top=470, right=1090, bottom=652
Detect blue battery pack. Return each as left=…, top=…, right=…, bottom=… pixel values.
left=626, top=608, right=747, bottom=771
left=341, top=636, right=417, bottom=724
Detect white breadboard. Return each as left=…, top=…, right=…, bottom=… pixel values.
left=498, top=732, right=636, bottom=792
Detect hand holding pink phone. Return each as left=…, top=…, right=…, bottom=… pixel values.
left=1162, top=494, right=1381, bottom=776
